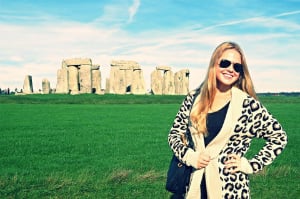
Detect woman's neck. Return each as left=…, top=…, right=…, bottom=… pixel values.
left=215, top=87, right=232, bottom=97
left=209, top=88, right=232, bottom=113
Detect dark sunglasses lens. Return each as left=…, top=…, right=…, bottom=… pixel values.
left=220, top=60, right=231, bottom=68
left=233, top=64, right=243, bottom=73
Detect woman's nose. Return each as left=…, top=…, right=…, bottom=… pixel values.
left=227, top=64, right=234, bottom=72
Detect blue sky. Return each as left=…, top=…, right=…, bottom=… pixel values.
left=0, top=0, right=300, bottom=92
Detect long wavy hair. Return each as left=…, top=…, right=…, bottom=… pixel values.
left=190, top=41, right=257, bottom=135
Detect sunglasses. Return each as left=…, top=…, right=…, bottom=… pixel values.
left=219, top=59, right=243, bottom=73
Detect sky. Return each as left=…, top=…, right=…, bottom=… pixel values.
left=0, top=0, right=300, bottom=93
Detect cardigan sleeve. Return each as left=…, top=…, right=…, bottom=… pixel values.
left=168, top=91, right=197, bottom=165
left=246, top=100, right=288, bottom=173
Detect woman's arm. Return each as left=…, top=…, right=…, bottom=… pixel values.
left=225, top=98, right=288, bottom=174
left=168, top=92, right=193, bottom=159
left=168, top=90, right=201, bottom=168
left=246, top=100, right=288, bottom=173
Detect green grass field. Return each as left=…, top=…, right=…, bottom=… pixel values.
left=0, top=94, right=299, bottom=198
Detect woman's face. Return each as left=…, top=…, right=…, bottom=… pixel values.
left=215, top=49, right=242, bottom=91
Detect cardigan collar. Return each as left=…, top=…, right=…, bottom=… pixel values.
left=187, top=87, right=247, bottom=199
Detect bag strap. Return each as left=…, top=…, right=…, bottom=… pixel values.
left=186, top=128, right=194, bottom=149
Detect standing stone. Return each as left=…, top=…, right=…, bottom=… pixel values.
left=108, top=64, right=120, bottom=94
left=120, top=65, right=133, bottom=92
left=175, top=69, right=189, bottom=95
left=151, top=70, right=163, bottom=95
left=163, top=70, right=175, bottom=95
left=79, top=64, right=92, bottom=93
left=68, top=65, right=79, bottom=95
left=117, top=68, right=127, bottom=94
left=23, top=75, right=33, bottom=94
left=108, top=63, right=120, bottom=94
left=151, top=66, right=174, bottom=95
left=131, top=67, right=146, bottom=94
left=42, top=78, right=51, bottom=94
left=105, top=78, right=110, bottom=94
left=56, top=68, right=69, bottom=94
left=92, top=65, right=102, bottom=94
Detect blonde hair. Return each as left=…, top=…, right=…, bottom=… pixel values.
left=190, top=41, right=257, bottom=135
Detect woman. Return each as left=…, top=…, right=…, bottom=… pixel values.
left=168, top=41, right=288, bottom=199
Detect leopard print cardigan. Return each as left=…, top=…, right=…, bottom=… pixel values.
left=168, top=87, right=288, bottom=198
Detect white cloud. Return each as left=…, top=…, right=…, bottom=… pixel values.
left=191, top=9, right=300, bottom=33
left=251, top=68, right=300, bottom=92
left=275, top=10, right=300, bottom=17
left=128, top=0, right=140, bottom=23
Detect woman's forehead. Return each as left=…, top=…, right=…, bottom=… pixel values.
left=219, top=49, right=241, bottom=61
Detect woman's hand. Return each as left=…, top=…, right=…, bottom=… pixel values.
left=224, top=154, right=241, bottom=173
left=196, top=153, right=211, bottom=169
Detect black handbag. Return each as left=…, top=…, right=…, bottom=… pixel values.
left=166, top=88, right=200, bottom=195
left=165, top=127, right=195, bottom=195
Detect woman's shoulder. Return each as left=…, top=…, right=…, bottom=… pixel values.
left=232, top=87, right=266, bottom=112
left=232, top=87, right=257, bottom=101
left=184, top=89, right=200, bottom=104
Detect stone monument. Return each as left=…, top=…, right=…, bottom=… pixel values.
left=151, top=67, right=189, bottom=95
left=23, top=75, right=33, bottom=94
left=174, top=69, right=189, bottom=95
left=56, top=58, right=102, bottom=94
left=42, top=78, right=51, bottom=94
left=151, top=66, right=175, bottom=95
left=91, top=65, right=102, bottom=94
left=107, top=60, right=146, bottom=94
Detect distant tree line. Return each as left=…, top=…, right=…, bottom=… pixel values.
left=0, top=88, right=22, bottom=95
left=258, top=92, right=300, bottom=97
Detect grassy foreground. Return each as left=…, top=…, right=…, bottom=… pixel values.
left=0, top=94, right=299, bottom=198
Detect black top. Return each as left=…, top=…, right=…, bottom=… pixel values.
left=205, top=102, right=230, bottom=146
left=201, top=101, right=230, bottom=199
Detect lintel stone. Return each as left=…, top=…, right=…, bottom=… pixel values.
left=63, top=58, right=92, bottom=66
left=156, top=66, right=171, bottom=71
